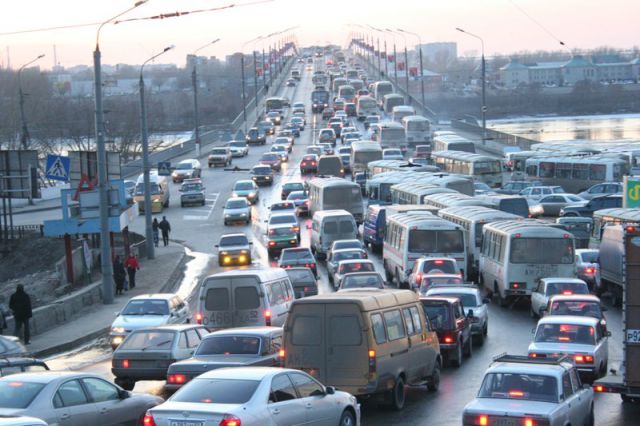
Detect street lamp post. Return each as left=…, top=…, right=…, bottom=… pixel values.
left=191, top=39, right=220, bottom=157
left=18, top=54, right=45, bottom=150
left=368, top=26, right=385, bottom=78
left=389, top=29, right=409, bottom=104
left=94, top=0, right=148, bottom=305
left=385, top=30, right=398, bottom=89
left=398, top=29, right=425, bottom=109
left=140, top=45, right=174, bottom=261
left=456, top=27, right=486, bottom=143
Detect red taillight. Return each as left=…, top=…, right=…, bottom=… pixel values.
left=585, top=267, right=595, bottom=274
left=529, top=353, right=537, bottom=358
left=508, top=390, right=524, bottom=397
left=562, top=291, right=573, bottom=295
left=122, top=359, right=130, bottom=369
left=575, top=354, right=594, bottom=363
left=278, top=349, right=285, bottom=366
left=305, top=263, right=316, bottom=269
left=510, top=282, right=520, bottom=289
left=415, top=273, right=422, bottom=284
left=292, top=226, right=300, bottom=232
left=264, top=310, right=272, bottom=326
left=368, top=349, right=376, bottom=373
left=626, top=226, right=636, bottom=232
left=195, top=313, right=203, bottom=324
left=443, top=336, right=454, bottom=344
left=434, top=260, right=444, bottom=265
left=219, top=415, right=241, bottom=426
left=595, top=385, right=605, bottom=392
left=167, top=374, right=187, bottom=384
left=524, top=419, right=534, bottom=426
left=268, top=241, right=277, bottom=247
left=479, top=415, right=488, bottom=426
left=142, top=413, right=156, bottom=426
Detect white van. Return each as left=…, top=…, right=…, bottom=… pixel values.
left=356, top=96, right=378, bottom=120
left=391, top=105, right=416, bottom=122
left=311, top=209, right=358, bottom=258
left=195, top=268, right=294, bottom=330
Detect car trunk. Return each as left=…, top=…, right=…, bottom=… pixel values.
left=113, top=349, right=174, bottom=369
left=201, top=277, right=265, bottom=330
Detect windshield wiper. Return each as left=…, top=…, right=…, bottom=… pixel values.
left=141, top=339, right=172, bottom=351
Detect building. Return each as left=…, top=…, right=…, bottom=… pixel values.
left=417, top=42, right=457, bottom=64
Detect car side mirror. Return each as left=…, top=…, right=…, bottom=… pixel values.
left=214, top=244, right=219, bottom=248
left=325, top=386, right=335, bottom=395
left=118, top=389, right=130, bottom=399
left=114, top=311, right=120, bottom=316
left=467, top=309, right=474, bottom=318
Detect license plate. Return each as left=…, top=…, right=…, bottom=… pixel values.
left=627, top=329, right=640, bottom=343
left=493, top=419, right=518, bottom=426
left=170, top=421, right=203, bottom=426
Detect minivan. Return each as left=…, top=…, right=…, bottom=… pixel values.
left=283, top=289, right=442, bottom=410
left=134, top=171, right=169, bottom=213
left=196, top=268, right=294, bottom=330
left=311, top=210, right=358, bottom=258
left=317, top=155, right=344, bottom=177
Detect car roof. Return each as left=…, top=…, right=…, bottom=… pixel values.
left=197, top=366, right=297, bottom=381
left=338, top=258, right=374, bottom=265
left=220, top=233, right=249, bottom=240
left=129, top=293, right=177, bottom=301
left=488, top=360, right=569, bottom=376
left=426, top=286, right=480, bottom=296
left=423, top=273, right=462, bottom=279
left=540, top=278, right=588, bottom=285
left=234, top=179, right=255, bottom=185
left=205, top=326, right=281, bottom=338
left=537, top=315, right=601, bottom=326
left=270, top=212, right=297, bottom=219
left=420, top=295, right=460, bottom=304
left=0, top=371, right=98, bottom=384
left=135, top=324, right=205, bottom=332
left=548, top=294, right=601, bottom=303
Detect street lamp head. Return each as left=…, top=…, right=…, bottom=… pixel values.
left=212, top=38, right=221, bottom=44
left=163, top=45, right=175, bottom=53
left=134, top=0, right=149, bottom=7
left=455, top=27, right=465, bottom=33
left=37, top=54, right=46, bottom=59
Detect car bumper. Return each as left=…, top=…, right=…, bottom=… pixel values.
left=224, top=214, right=249, bottom=222
left=181, top=195, right=204, bottom=204
left=267, top=239, right=298, bottom=252
left=112, top=366, right=168, bottom=381
left=252, top=177, right=272, bottom=185
left=219, top=253, right=251, bottom=265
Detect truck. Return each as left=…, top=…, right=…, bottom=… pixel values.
left=594, top=224, right=640, bottom=403
left=311, top=89, right=330, bottom=113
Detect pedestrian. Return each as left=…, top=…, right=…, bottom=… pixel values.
left=0, top=295, right=10, bottom=336
left=152, top=218, right=160, bottom=248
left=9, top=284, right=32, bottom=344
left=124, top=253, right=140, bottom=290
left=158, top=216, right=171, bottom=247
left=113, top=255, right=126, bottom=296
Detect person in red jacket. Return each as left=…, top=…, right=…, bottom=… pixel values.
left=124, top=253, right=140, bottom=289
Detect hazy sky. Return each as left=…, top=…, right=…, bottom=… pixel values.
left=1, top=0, right=638, bottom=69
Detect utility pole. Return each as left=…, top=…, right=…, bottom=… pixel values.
left=191, top=39, right=220, bottom=156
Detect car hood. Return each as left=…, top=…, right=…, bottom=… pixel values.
left=218, top=244, right=250, bottom=253
left=464, top=398, right=557, bottom=417
left=528, top=341, right=595, bottom=355
left=171, top=355, right=262, bottom=370
left=112, top=315, right=170, bottom=329
left=224, top=207, right=249, bottom=215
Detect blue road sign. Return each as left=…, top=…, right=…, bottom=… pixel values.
left=158, top=161, right=171, bottom=176
left=45, top=154, right=71, bottom=181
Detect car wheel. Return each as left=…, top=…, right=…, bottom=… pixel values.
left=530, top=304, right=538, bottom=319
left=339, top=410, right=355, bottom=426
left=389, top=376, right=405, bottom=411
left=180, top=202, right=185, bottom=208
left=475, top=330, right=485, bottom=346
left=586, top=405, right=595, bottom=426
left=450, top=341, right=463, bottom=368
left=427, top=360, right=441, bottom=392
left=201, top=200, right=206, bottom=206
left=464, top=335, right=473, bottom=357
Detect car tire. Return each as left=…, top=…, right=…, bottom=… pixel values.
left=389, top=376, right=405, bottom=411
left=201, top=200, right=206, bottom=206
left=339, top=410, right=355, bottom=426
left=530, top=304, right=538, bottom=319
left=427, top=360, right=441, bottom=392
left=464, top=335, right=473, bottom=358
left=586, top=405, right=595, bottom=426
left=450, top=341, right=463, bottom=368
left=180, top=202, right=184, bottom=208
left=475, top=331, right=485, bottom=346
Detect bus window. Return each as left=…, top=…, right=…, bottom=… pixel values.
left=539, top=162, right=555, bottom=178
left=589, top=164, right=606, bottom=180
left=573, top=164, right=589, bottom=180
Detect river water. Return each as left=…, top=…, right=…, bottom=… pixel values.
left=488, top=113, right=640, bottom=146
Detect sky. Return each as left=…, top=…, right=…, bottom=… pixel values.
left=1, top=0, right=638, bottom=69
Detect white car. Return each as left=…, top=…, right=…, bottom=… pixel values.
left=530, top=278, right=590, bottom=318
left=109, top=294, right=191, bottom=349
left=463, top=354, right=594, bottom=426
left=0, top=416, right=48, bottom=425
left=273, top=136, right=293, bottom=152
left=227, top=140, right=249, bottom=157
left=266, top=213, right=300, bottom=241
left=332, top=259, right=376, bottom=290
left=519, top=185, right=565, bottom=201
left=408, top=257, right=460, bottom=290
left=425, top=284, right=490, bottom=345
left=268, top=201, right=297, bottom=218
left=223, top=197, right=251, bottom=225
left=528, top=315, right=610, bottom=380
left=144, top=367, right=361, bottom=426
left=271, top=144, right=289, bottom=162
left=382, top=148, right=403, bottom=160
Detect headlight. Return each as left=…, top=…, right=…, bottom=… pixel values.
left=153, top=197, right=161, bottom=203
left=172, top=172, right=178, bottom=177
left=111, top=336, right=124, bottom=345
left=112, top=327, right=125, bottom=333
left=239, top=255, right=247, bottom=263
left=223, top=256, right=231, bottom=264
left=240, top=213, right=247, bottom=217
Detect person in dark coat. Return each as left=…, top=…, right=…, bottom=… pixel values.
left=113, top=256, right=127, bottom=295
left=152, top=218, right=160, bottom=247
left=9, top=284, right=32, bottom=344
left=158, top=216, right=171, bottom=246
left=124, top=253, right=140, bottom=289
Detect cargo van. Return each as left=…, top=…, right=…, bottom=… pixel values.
left=283, top=289, right=442, bottom=410
left=310, top=209, right=358, bottom=258
left=134, top=171, right=169, bottom=214
left=317, top=155, right=344, bottom=177
left=196, top=268, right=294, bottom=330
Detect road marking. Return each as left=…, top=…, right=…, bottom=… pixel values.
left=207, top=193, right=219, bottom=219
left=184, top=215, right=209, bottom=221
left=182, top=192, right=218, bottom=221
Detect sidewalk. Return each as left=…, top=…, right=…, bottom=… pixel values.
left=29, top=242, right=188, bottom=358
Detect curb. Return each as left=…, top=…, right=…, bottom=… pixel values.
left=33, top=245, right=189, bottom=359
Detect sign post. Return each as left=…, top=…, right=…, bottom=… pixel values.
left=624, top=176, right=640, bottom=208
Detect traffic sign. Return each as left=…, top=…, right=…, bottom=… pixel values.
left=624, top=177, right=640, bottom=208
left=45, top=154, right=70, bottom=181
left=158, top=161, right=171, bottom=176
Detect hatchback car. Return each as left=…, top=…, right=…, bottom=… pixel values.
left=328, top=121, right=343, bottom=139
left=287, top=191, right=309, bottom=216
left=112, top=324, right=209, bottom=390
left=530, top=278, right=590, bottom=318
left=260, top=153, right=282, bottom=171
left=382, top=148, right=404, bottom=160
left=285, top=267, right=318, bottom=298
left=223, top=197, right=251, bottom=225
left=420, top=296, right=473, bottom=367
left=327, top=248, right=368, bottom=281
left=215, top=233, right=252, bottom=266
left=270, top=144, right=289, bottom=162
left=281, top=181, right=305, bottom=200
left=283, top=122, right=301, bottom=137
left=179, top=178, right=206, bottom=207
left=408, top=257, right=461, bottom=290
left=250, top=165, right=274, bottom=186
left=319, top=128, right=336, bottom=145
left=290, top=117, right=305, bottom=131
left=231, top=180, right=259, bottom=204
left=277, top=247, right=317, bottom=277
left=143, top=367, right=360, bottom=426
left=171, top=159, right=201, bottom=183
left=109, top=294, right=191, bottom=350
left=332, top=259, right=376, bottom=290
left=338, top=271, right=385, bottom=290
left=300, top=154, right=319, bottom=174
left=322, top=107, right=335, bottom=120
left=165, top=327, right=284, bottom=391
left=0, top=372, right=163, bottom=426
left=538, top=193, right=585, bottom=216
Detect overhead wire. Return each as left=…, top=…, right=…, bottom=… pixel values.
left=507, top=0, right=569, bottom=49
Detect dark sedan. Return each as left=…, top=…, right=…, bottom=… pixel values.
left=165, top=327, right=283, bottom=391
left=260, top=153, right=282, bottom=171
left=300, top=154, right=319, bottom=174
left=277, top=247, right=317, bottom=277
left=285, top=267, right=318, bottom=298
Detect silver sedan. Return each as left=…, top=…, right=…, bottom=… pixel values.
left=538, top=193, right=585, bottom=216
left=0, top=371, right=162, bottom=426
left=145, top=367, right=360, bottom=426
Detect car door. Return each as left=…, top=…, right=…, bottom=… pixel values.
left=268, top=374, right=307, bottom=426
left=531, top=282, right=545, bottom=315
left=175, top=331, right=193, bottom=361
left=54, top=379, right=96, bottom=426
left=81, top=377, right=129, bottom=426
left=594, top=325, right=609, bottom=370
left=568, top=368, right=591, bottom=425
left=289, top=372, right=336, bottom=426
left=184, top=328, right=202, bottom=358
left=455, top=302, right=471, bottom=346
left=405, top=306, right=432, bottom=379
left=561, top=372, right=581, bottom=426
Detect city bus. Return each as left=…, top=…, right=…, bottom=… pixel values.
left=479, top=220, right=576, bottom=306
left=524, top=155, right=628, bottom=193
left=402, top=115, right=431, bottom=148
left=376, top=122, right=408, bottom=153
left=366, top=160, right=439, bottom=176
left=391, top=105, right=416, bottom=122
left=365, top=172, right=416, bottom=205
left=311, top=89, right=330, bottom=113
left=390, top=182, right=457, bottom=205
left=383, top=213, right=467, bottom=287
left=372, top=81, right=393, bottom=107
left=421, top=192, right=484, bottom=211
left=356, top=96, right=378, bottom=120
left=404, top=173, right=475, bottom=196
left=438, top=206, right=521, bottom=280
left=363, top=204, right=439, bottom=252
left=382, top=94, right=405, bottom=114
left=431, top=150, right=503, bottom=187
left=337, top=85, right=356, bottom=103
left=350, top=141, right=383, bottom=177
left=308, top=177, right=364, bottom=223
left=591, top=208, right=640, bottom=246
left=432, top=135, right=476, bottom=153
left=265, top=97, right=285, bottom=113
left=332, top=77, right=348, bottom=94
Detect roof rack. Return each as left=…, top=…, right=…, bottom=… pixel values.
left=492, top=353, right=572, bottom=366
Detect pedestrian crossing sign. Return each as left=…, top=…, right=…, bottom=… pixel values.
left=45, top=154, right=71, bottom=181
left=158, top=161, right=171, bottom=176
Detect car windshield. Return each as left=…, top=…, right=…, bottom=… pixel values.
left=579, top=251, right=599, bottom=263
left=288, top=192, right=307, bottom=200
left=121, top=300, right=169, bottom=316
left=211, top=149, right=226, bottom=155
left=422, top=303, right=452, bottom=329
left=196, top=336, right=261, bottom=355
left=176, top=163, right=193, bottom=170
left=230, top=142, right=246, bottom=147
left=270, top=215, right=296, bottom=225
left=219, top=235, right=248, bottom=246
left=281, top=249, right=314, bottom=262
left=275, top=138, right=289, bottom=144
left=286, top=269, right=315, bottom=282
left=421, top=260, right=457, bottom=275
left=284, top=183, right=304, bottom=191
left=545, top=282, right=589, bottom=296
left=171, top=378, right=260, bottom=404
left=333, top=251, right=364, bottom=262
left=478, top=373, right=558, bottom=403
left=182, top=183, right=202, bottom=192
left=120, top=330, right=175, bottom=350
left=234, top=182, right=254, bottom=191
left=342, top=274, right=383, bottom=289
left=262, top=154, right=279, bottom=161
left=339, top=262, right=374, bottom=274
left=534, top=323, right=596, bottom=345
left=0, top=381, right=46, bottom=408
left=431, top=292, right=479, bottom=308
left=252, top=167, right=271, bottom=175
left=225, top=199, right=247, bottom=209
left=548, top=301, right=603, bottom=319
left=271, top=203, right=294, bottom=211
left=272, top=146, right=286, bottom=152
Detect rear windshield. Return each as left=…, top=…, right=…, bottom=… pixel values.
left=430, top=292, right=479, bottom=308
left=0, top=381, right=45, bottom=408
left=120, top=330, right=175, bottom=350
left=272, top=203, right=294, bottom=211
left=534, top=323, right=595, bottom=345
left=281, top=250, right=314, bottom=262
left=548, top=301, right=603, bottom=318
left=121, top=300, right=169, bottom=316
left=339, top=262, right=375, bottom=274
left=252, top=167, right=271, bottom=175
left=342, top=274, right=383, bottom=289
left=196, top=336, right=261, bottom=355
left=182, top=183, right=202, bottom=192
left=333, top=241, right=361, bottom=251
left=545, top=282, right=589, bottom=296
left=234, top=182, right=254, bottom=190
left=579, top=251, right=599, bottom=263
left=478, top=373, right=558, bottom=403
left=286, top=269, right=315, bottom=282
left=172, top=378, right=259, bottom=404
left=270, top=215, right=296, bottom=225
left=284, top=183, right=305, bottom=191
left=333, top=251, right=365, bottom=262
left=269, top=227, right=296, bottom=237
left=422, top=302, right=452, bottom=329
left=409, top=230, right=464, bottom=253
left=420, top=260, right=457, bottom=274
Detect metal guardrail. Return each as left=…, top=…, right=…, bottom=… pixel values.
left=451, top=119, right=539, bottom=152
left=1, top=224, right=44, bottom=239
